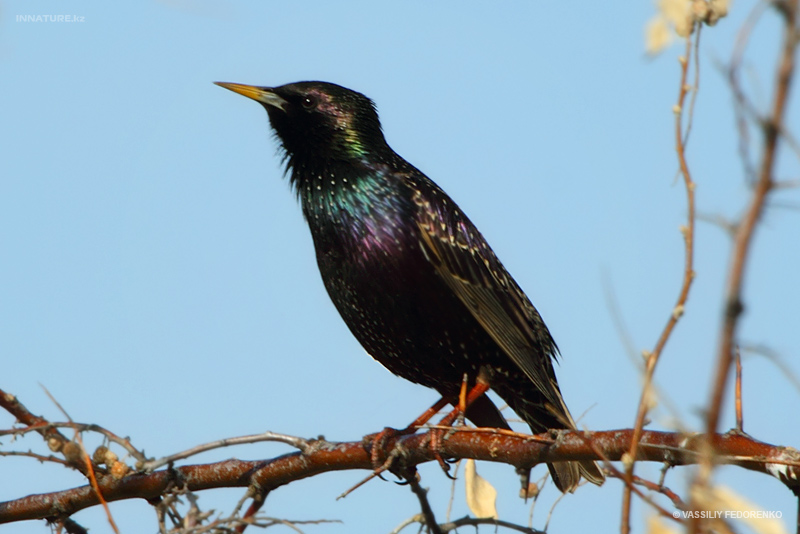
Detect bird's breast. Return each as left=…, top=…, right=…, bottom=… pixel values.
left=300, top=173, right=415, bottom=265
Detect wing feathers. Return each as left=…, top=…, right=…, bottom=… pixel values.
left=415, top=195, right=561, bottom=406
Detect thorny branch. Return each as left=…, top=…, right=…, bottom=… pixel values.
left=683, top=0, right=799, bottom=527
left=0, top=389, right=88, bottom=475
left=2, top=424, right=799, bottom=525
left=140, top=431, right=312, bottom=473
left=706, top=0, right=798, bottom=445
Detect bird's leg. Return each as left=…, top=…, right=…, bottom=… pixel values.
left=456, top=373, right=469, bottom=427
left=348, top=397, right=451, bottom=500
left=438, top=379, right=491, bottom=428
left=362, top=380, right=492, bottom=485
left=428, top=378, right=492, bottom=475
left=408, top=396, right=451, bottom=430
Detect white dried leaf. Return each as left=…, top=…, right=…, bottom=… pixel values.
left=464, top=459, right=498, bottom=519
left=708, top=0, right=730, bottom=24
left=660, top=0, right=691, bottom=32
left=647, top=516, right=680, bottom=534
left=692, top=485, right=788, bottom=534
left=645, top=15, right=673, bottom=55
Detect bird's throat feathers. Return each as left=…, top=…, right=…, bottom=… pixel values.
left=290, top=160, right=411, bottom=261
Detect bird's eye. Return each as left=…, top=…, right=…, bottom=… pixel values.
left=301, top=95, right=317, bottom=109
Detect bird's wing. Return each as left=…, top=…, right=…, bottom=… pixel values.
left=413, top=187, right=564, bottom=407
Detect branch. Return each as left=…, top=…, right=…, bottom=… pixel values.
left=2, top=428, right=798, bottom=525
left=624, top=26, right=700, bottom=534
left=140, top=431, right=311, bottom=472
left=406, top=468, right=443, bottom=534
left=708, top=0, right=798, bottom=440
left=440, top=516, right=543, bottom=534
left=0, top=389, right=85, bottom=474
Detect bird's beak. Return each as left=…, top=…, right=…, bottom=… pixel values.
left=214, top=82, right=288, bottom=111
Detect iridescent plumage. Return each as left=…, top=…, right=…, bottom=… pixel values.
left=216, top=80, right=603, bottom=492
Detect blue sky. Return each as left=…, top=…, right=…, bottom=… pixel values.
left=2, top=1, right=799, bottom=533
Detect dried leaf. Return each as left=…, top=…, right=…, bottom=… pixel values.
left=692, top=485, right=788, bottom=534
left=464, top=459, right=498, bottom=519
left=645, top=15, right=673, bottom=55
left=660, top=0, right=692, bottom=37
left=647, top=515, right=680, bottom=534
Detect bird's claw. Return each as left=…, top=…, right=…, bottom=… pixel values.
left=365, top=426, right=409, bottom=470
left=426, top=427, right=458, bottom=479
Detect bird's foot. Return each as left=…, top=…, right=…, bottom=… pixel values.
left=424, top=379, right=492, bottom=478
left=360, top=381, right=492, bottom=482
left=363, top=395, right=452, bottom=471
left=365, top=426, right=409, bottom=470
left=426, top=429, right=457, bottom=479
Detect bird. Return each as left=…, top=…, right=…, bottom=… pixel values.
left=215, top=80, right=604, bottom=493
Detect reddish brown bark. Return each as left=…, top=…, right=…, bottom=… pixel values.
left=2, top=428, right=798, bottom=524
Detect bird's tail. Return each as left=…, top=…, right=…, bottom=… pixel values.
left=464, top=378, right=605, bottom=493
left=548, top=458, right=605, bottom=493
left=542, top=393, right=605, bottom=493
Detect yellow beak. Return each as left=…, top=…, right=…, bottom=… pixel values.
left=214, top=82, right=288, bottom=111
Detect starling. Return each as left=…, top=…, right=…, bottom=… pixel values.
left=215, top=80, right=604, bottom=493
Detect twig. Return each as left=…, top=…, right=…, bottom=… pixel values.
left=0, top=450, right=70, bottom=466
left=40, top=385, right=121, bottom=534
left=337, top=444, right=406, bottom=500
left=193, top=515, right=340, bottom=534
left=231, top=487, right=255, bottom=519
left=58, top=517, right=89, bottom=534
left=605, top=470, right=685, bottom=511
left=526, top=472, right=548, bottom=529
left=696, top=212, right=738, bottom=237
left=729, top=0, right=771, bottom=184
left=445, top=459, right=461, bottom=522
left=390, top=513, right=425, bottom=534
left=237, top=486, right=268, bottom=534
left=707, top=0, right=797, bottom=454
left=774, top=178, right=800, bottom=188
left=741, top=343, right=800, bottom=393
left=141, top=431, right=310, bottom=472
left=392, top=514, right=543, bottom=534
left=543, top=487, right=568, bottom=532
left=0, top=422, right=146, bottom=464
left=735, top=346, right=744, bottom=432
left=623, top=29, right=699, bottom=534
left=0, top=388, right=74, bottom=466
left=421, top=425, right=551, bottom=442
left=602, top=271, right=642, bottom=367
left=440, top=516, right=544, bottom=533
left=682, top=25, right=703, bottom=147
left=581, top=430, right=681, bottom=522
left=693, top=8, right=799, bottom=529
left=406, top=469, right=443, bottom=534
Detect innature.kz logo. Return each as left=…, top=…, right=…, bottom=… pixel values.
left=16, top=15, right=85, bottom=23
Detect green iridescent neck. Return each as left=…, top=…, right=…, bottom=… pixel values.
left=342, top=128, right=366, bottom=158
left=293, top=161, right=394, bottom=215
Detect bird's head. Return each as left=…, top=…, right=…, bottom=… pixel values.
left=215, top=81, right=388, bottom=166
